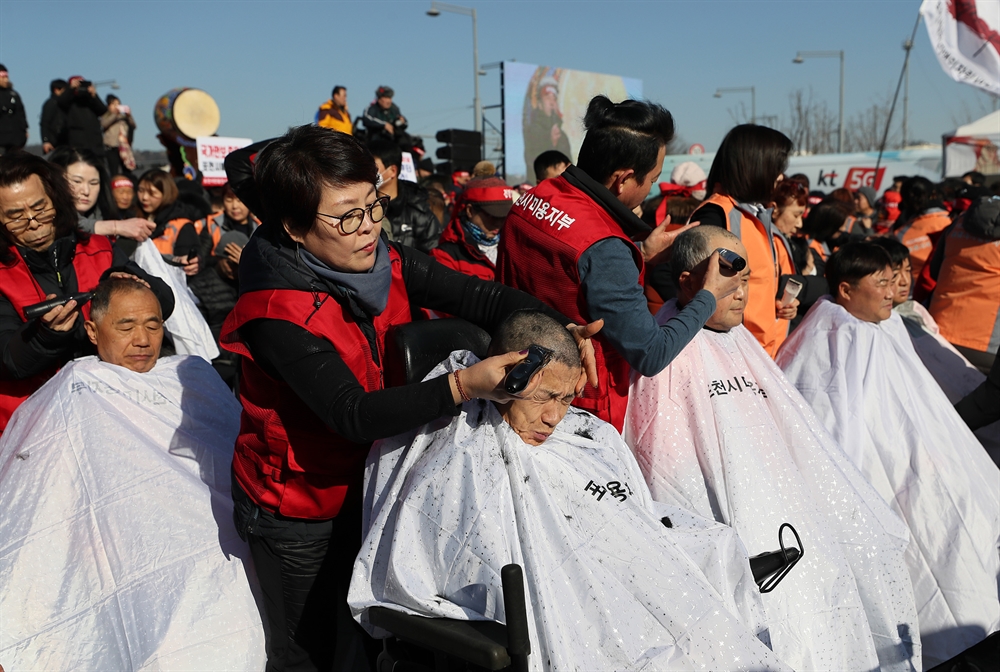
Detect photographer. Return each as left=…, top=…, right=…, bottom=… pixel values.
left=56, top=76, right=107, bottom=154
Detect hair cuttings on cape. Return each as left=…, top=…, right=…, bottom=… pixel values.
left=489, top=310, right=580, bottom=370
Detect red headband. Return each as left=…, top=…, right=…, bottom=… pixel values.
left=654, top=182, right=705, bottom=224
left=111, top=177, right=133, bottom=190
left=462, top=186, right=514, bottom=204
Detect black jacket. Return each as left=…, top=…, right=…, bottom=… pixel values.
left=56, top=87, right=107, bottom=152
left=187, top=214, right=255, bottom=331
left=0, top=233, right=175, bottom=380
left=386, top=180, right=441, bottom=253
left=236, top=221, right=568, bottom=444
left=0, top=85, right=28, bottom=148
left=40, top=94, right=65, bottom=146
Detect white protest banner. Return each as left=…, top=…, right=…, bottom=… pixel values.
left=196, top=137, right=252, bottom=186
left=399, top=151, right=418, bottom=183
left=920, top=0, right=1000, bottom=96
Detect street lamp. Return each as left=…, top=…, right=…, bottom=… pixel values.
left=793, top=50, right=845, bottom=153
left=426, top=1, right=482, bottom=134
left=94, top=79, right=120, bottom=90
left=713, top=86, right=756, bottom=124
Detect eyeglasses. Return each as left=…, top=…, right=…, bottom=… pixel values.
left=2, top=207, right=56, bottom=234
left=316, top=196, right=389, bottom=235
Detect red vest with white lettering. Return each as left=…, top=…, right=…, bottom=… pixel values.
left=0, top=234, right=114, bottom=432
left=219, top=245, right=412, bottom=520
left=497, top=175, right=644, bottom=432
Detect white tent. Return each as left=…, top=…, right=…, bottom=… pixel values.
left=943, top=110, right=1000, bottom=177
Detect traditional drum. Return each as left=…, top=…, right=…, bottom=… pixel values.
left=153, top=88, right=220, bottom=145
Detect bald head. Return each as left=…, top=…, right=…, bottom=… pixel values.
left=674, top=226, right=750, bottom=332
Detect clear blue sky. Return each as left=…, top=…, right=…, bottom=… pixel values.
left=1, top=0, right=995, bottom=153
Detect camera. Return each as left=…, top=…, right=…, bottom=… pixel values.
left=78, top=80, right=93, bottom=89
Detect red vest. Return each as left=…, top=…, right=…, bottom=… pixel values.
left=219, top=245, right=412, bottom=520
left=497, top=175, right=643, bottom=432
left=430, top=215, right=496, bottom=282
left=0, top=235, right=114, bottom=431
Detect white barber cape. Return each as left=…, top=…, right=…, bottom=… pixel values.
left=350, top=352, right=790, bottom=672
left=777, top=297, right=1000, bottom=666
left=895, top=300, right=1000, bottom=464
left=133, top=239, right=220, bottom=361
left=626, top=301, right=920, bottom=672
left=0, top=355, right=266, bottom=671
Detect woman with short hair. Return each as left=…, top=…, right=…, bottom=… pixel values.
left=220, top=125, right=598, bottom=671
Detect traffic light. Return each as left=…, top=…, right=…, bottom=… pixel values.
left=436, top=129, right=482, bottom=174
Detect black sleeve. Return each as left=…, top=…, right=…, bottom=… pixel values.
left=241, top=318, right=460, bottom=444
left=955, top=352, right=1000, bottom=431
left=56, top=87, right=74, bottom=110
left=88, top=93, right=108, bottom=116
left=104, top=243, right=176, bottom=320
left=396, top=243, right=570, bottom=330
left=688, top=203, right=727, bottom=228
left=171, top=222, right=201, bottom=260
left=0, top=297, right=80, bottom=380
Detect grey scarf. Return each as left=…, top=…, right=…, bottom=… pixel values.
left=298, top=238, right=392, bottom=316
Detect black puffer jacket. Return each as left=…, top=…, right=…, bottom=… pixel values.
left=0, top=84, right=28, bottom=148
left=386, top=180, right=441, bottom=253
left=56, top=87, right=107, bottom=153
left=0, top=233, right=175, bottom=379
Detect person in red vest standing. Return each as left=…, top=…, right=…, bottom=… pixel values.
left=219, top=125, right=599, bottom=672
left=0, top=152, right=174, bottom=433
left=498, top=96, right=739, bottom=432
left=430, top=175, right=514, bottom=281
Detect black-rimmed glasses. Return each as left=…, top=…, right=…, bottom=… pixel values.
left=316, top=196, right=389, bottom=235
left=2, top=207, right=56, bottom=234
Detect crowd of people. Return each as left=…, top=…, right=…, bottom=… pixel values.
left=0, top=76, right=998, bottom=672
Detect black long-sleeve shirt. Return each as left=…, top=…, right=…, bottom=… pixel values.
left=241, top=243, right=568, bottom=444
left=0, top=235, right=175, bottom=380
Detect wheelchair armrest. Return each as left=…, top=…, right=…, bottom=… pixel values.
left=367, top=607, right=512, bottom=671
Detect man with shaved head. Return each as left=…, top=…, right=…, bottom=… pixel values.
left=626, top=226, right=919, bottom=671
left=350, top=309, right=790, bottom=670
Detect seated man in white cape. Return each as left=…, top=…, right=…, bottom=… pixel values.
left=776, top=241, right=1000, bottom=666
left=0, top=277, right=265, bottom=671
left=626, top=227, right=920, bottom=672
left=349, top=310, right=790, bottom=671
left=870, top=235, right=1000, bottom=465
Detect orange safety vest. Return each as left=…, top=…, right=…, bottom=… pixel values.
left=194, top=212, right=260, bottom=257
left=928, top=224, right=1000, bottom=355
left=895, top=210, right=952, bottom=282
left=693, top=194, right=784, bottom=356
left=152, top=217, right=195, bottom=255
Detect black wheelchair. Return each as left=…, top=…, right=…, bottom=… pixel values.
left=367, top=318, right=804, bottom=672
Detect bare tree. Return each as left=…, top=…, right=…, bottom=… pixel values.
left=845, top=95, right=898, bottom=152
left=781, top=88, right=838, bottom=155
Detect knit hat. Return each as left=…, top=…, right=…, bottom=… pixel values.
left=376, top=86, right=394, bottom=99
left=461, top=176, right=515, bottom=218
left=856, top=186, right=877, bottom=210
left=669, top=162, right=707, bottom=200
